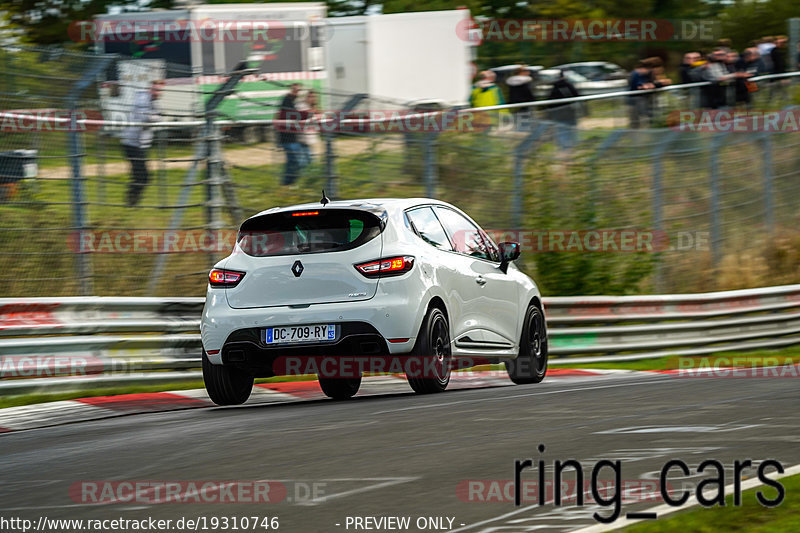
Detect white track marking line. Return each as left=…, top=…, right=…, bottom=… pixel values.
left=572, top=463, right=800, bottom=532
left=449, top=462, right=800, bottom=533
left=0, top=401, right=115, bottom=431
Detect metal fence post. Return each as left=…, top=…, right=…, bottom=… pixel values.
left=157, top=128, right=167, bottom=208
left=68, top=116, right=91, bottom=296
left=324, top=94, right=367, bottom=199
left=96, top=131, right=106, bottom=205
left=66, top=54, right=114, bottom=296
left=512, top=123, right=548, bottom=229
left=651, top=130, right=678, bottom=293
left=422, top=132, right=439, bottom=198
left=709, top=133, right=728, bottom=267
left=324, top=131, right=337, bottom=198
left=789, top=18, right=800, bottom=72
left=205, top=119, right=224, bottom=260
left=761, top=133, right=775, bottom=234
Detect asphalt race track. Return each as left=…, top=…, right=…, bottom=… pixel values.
left=1, top=371, right=798, bottom=532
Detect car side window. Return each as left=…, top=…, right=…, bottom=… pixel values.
left=433, top=207, right=496, bottom=261
left=406, top=207, right=453, bottom=251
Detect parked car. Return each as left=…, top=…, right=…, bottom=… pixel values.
left=553, top=62, right=628, bottom=82
left=201, top=197, right=548, bottom=404
left=489, top=64, right=544, bottom=86
left=534, top=65, right=628, bottom=99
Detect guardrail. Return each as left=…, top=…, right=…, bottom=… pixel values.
left=2, top=284, right=799, bottom=394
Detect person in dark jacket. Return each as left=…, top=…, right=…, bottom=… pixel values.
left=769, top=36, right=789, bottom=103
left=276, top=83, right=310, bottom=185
left=770, top=36, right=787, bottom=74
left=680, top=52, right=700, bottom=84
left=701, top=49, right=734, bottom=109
left=505, top=65, right=535, bottom=128
left=506, top=66, right=535, bottom=104
left=545, top=70, right=580, bottom=149
left=627, top=60, right=655, bottom=128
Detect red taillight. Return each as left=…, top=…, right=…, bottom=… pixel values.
left=355, top=256, right=414, bottom=278
left=291, top=211, right=319, bottom=217
left=209, top=268, right=245, bottom=287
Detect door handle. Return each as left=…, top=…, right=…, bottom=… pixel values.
left=475, top=276, right=487, bottom=286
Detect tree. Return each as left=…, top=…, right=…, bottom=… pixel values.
left=721, top=0, right=797, bottom=49
left=0, top=0, right=175, bottom=46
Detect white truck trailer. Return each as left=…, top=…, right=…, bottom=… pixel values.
left=325, top=9, right=476, bottom=109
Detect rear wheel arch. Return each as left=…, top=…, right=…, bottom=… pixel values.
left=426, top=295, right=450, bottom=339
left=427, top=296, right=448, bottom=319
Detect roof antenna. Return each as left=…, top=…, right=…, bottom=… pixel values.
left=320, top=189, right=330, bottom=206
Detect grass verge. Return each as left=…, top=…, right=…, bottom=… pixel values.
left=624, top=472, right=800, bottom=532
left=556, top=345, right=800, bottom=371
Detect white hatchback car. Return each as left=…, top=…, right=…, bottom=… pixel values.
left=201, top=197, right=547, bottom=404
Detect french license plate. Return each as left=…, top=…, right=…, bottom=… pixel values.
left=263, top=324, right=336, bottom=345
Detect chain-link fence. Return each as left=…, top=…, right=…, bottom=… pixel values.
left=2, top=45, right=800, bottom=298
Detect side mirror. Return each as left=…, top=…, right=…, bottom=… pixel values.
left=498, top=241, right=520, bottom=273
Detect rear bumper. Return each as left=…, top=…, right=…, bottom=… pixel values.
left=217, top=322, right=391, bottom=377
left=201, top=289, right=418, bottom=364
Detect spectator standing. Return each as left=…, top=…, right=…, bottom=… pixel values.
left=469, top=70, right=505, bottom=107
left=771, top=35, right=787, bottom=74
left=732, top=49, right=759, bottom=107
left=295, top=89, right=319, bottom=167
left=627, top=61, right=655, bottom=128
left=276, top=83, right=310, bottom=186
left=469, top=70, right=507, bottom=130
left=701, top=49, right=734, bottom=109
left=121, top=80, right=163, bottom=206
left=545, top=69, right=580, bottom=150
left=770, top=36, right=789, bottom=102
left=505, top=66, right=536, bottom=128
left=758, top=37, right=776, bottom=73
left=647, top=57, right=672, bottom=121
left=680, top=52, right=700, bottom=84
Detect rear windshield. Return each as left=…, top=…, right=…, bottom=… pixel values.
left=237, top=209, right=383, bottom=257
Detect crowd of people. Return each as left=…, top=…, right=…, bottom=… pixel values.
left=677, top=36, right=791, bottom=111
left=469, top=67, right=582, bottom=147
left=465, top=35, right=796, bottom=134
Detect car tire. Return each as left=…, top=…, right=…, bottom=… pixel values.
left=407, top=306, right=451, bottom=394
left=319, top=377, right=362, bottom=399
left=202, top=349, right=254, bottom=405
left=506, top=303, right=548, bottom=384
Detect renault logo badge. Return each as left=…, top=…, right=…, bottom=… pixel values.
left=291, top=260, right=304, bottom=277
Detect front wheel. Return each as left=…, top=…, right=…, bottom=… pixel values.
left=407, top=307, right=452, bottom=394
left=319, top=376, right=362, bottom=399
left=202, top=350, right=254, bottom=405
left=506, top=304, right=548, bottom=384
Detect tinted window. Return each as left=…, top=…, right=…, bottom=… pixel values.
left=201, top=40, right=216, bottom=75
left=103, top=39, right=191, bottom=69
left=224, top=24, right=304, bottom=73
left=406, top=207, right=452, bottom=251
left=433, top=207, right=497, bottom=261
left=238, top=209, right=382, bottom=256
